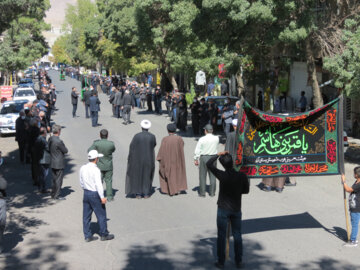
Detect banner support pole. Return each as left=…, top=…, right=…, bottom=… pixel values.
left=343, top=185, right=351, bottom=241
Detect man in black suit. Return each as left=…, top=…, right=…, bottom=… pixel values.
left=15, top=110, right=28, bottom=163
left=89, top=92, right=101, bottom=127
left=71, top=87, right=79, bottom=118
left=49, top=125, right=68, bottom=200
left=83, top=88, right=91, bottom=118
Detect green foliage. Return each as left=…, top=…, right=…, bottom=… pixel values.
left=0, top=0, right=50, bottom=34
left=0, top=16, right=49, bottom=72
left=324, top=19, right=360, bottom=97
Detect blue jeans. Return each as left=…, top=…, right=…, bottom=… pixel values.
left=136, top=98, right=141, bottom=108
left=91, top=111, right=98, bottom=127
left=350, top=212, right=360, bottom=241
left=83, top=190, right=108, bottom=239
left=217, top=208, right=243, bottom=264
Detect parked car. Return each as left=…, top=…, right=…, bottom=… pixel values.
left=18, top=78, right=35, bottom=89
left=0, top=100, right=28, bottom=135
left=205, top=96, right=239, bottom=126
left=13, top=87, right=36, bottom=103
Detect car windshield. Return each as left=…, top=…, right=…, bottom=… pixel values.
left=20, top=79, right=32, bottom=84
left=14, top=90, right=34, bottom=97
left=1, top=103, right=24, bottom=114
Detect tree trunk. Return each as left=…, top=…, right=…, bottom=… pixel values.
left=163, top=63, right=178, bottom=90
left=306, top=38, right=323, bottom=108
left=236, top=67, right=245, bottom=97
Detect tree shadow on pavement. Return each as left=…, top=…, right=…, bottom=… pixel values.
left=122, top=236, right=360, bottom=270
left=2, top=232, right=70, bottom=270
left=0, top=149, right=75, bottom=255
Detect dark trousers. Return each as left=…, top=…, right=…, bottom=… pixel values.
left=115, top=105, right=122, bottom=118
left=91, top=111, right=98, bottom=127
left=217, top=208, right=243, bottom=265
left=31, top=152, right=38, bottom=185
left=38, top=164, right=49, bottom=191
left=199, top=155, right=217, bottom=196
left=123, top=105, right=131, bottom=123
left=102, top=170, right=113, bottom=199
left=147, top=97, right=153, bottom=111
left=192, top=116, right=200, bottom=135
left=17, top=141, right=26, bottom=163
left=154, top=100, right=161, bottom=114
left=224, top=122, right=232, bottom=138
left=83, top=189, right=108, bottom=239
left=51, top=169, right=64, bottom=199
left=72, top=104, right=77, bottom=117
left=85, top=104, right=90, bottom=118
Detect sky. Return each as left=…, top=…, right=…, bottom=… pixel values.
left=44, top=0, right=78, bottom=28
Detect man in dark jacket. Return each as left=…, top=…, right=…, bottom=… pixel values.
left=71, top=87, right=79, bottom=118
left=15, top=110, right=28, bottom=163
left=49, top=125, right=68, bottom=200
left=146, top=87, right=153, bottom=112
left=89, top=92, right=101, bottom=127
left=206, top=152, right=249, bottom=269
left=120, top=90, right=135, bottom=125
left=34, top=127, right=50, bottom=193
left=153, top=86, right=162, bottom=115
left=83, top=88, right=91, bottom=118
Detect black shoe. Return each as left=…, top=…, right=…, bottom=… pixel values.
left=236, top=261, right=243, bottom=269
left=284, top=182, right=296, bottom=186
left=100, top=234, right=114, bottom=241
left=214, top=262, right=224, bottom=269
left=123, top=122, right=127, bottom=125
left=198, top=194, right=205, bottom=198
left=85, top=236, right=98, bottom=242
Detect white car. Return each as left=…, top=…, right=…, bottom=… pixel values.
left=13, top=87, right=36, bottom=103
left=0, top=100, right=28, bottom=135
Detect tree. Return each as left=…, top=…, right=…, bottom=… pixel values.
left=324, top=18, right=360, bottom=97
left=276, top=0, right=360, bottom=107
left=0, top=16, right=49, bottom=84
left=0, top=0, right=50, bottom=34
left=52, top=35, right=71, bottom=64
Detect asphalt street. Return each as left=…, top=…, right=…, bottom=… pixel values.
left=1, top=71, right=360, bottom=270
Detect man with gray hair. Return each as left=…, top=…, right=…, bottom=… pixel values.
left=194, top=124, right=219, bottom=197
left=120, top=89, right=135, bottom=125
left=49, top=125, right=68, bottom=200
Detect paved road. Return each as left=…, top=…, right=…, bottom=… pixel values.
left=1, top=71, right=360, bottom=269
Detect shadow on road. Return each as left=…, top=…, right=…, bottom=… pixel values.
left=0, top=148, right=75, bottom=258
left=122, top=235, right=358, bottom=270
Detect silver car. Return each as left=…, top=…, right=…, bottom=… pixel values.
left=0, top=100, right=28, bottom=135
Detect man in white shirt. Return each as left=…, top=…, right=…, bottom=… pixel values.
left=80, top=150, right=114, bottom=242
left=194, top=124, right=219, bottom=197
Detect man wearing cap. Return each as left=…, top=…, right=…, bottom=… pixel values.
left=49, top=125, right=68, bottom=200
left=80, top=150, right=114, bottom=242
left=156, top=124, right=188, bottom=196
left=120, top=89, right=135, bottom=125
left=125, top=120, right=156, bottom=198
left=225, top=119, right=238, bottom=166
left=88, top=129, right=116, bottom=201
left=194, top=124, right=219, bottom=197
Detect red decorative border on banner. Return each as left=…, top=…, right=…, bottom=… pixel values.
left=280, top=164, right=302, bottom=174
left=326, top=139, right=337, bottom=164
left=235, top=142, right=243, bottom=165
left=327, top=108, right=336, bottom=132
left=258, top=165, right=279, bottom=176
left=262, top=114, right=283, bottom=123
left=239, top=166, right=257, bottom=176
left=304, top=163, right=328, bottom=173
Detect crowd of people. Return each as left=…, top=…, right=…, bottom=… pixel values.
left=1, top=69, right=358, bottom=269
